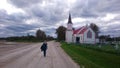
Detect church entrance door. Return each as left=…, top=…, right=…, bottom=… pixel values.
left=76, top=37, right=80, bottom=43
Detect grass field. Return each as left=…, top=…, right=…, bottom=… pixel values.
left=61, top=42, right=120, bottom=68
left=80, top=44, right=120, bottom=55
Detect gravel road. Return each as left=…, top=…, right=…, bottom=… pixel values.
left=0, top=41, right=79, bottom=68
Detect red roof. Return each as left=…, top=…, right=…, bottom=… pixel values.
left=73, top=26, right=88, bottom=34
left=73, top=27, right=82, bottom=34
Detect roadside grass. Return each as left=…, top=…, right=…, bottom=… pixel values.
left=61, top=42, right=120, bottom=68
left=80, top=44, right=120, bottom=55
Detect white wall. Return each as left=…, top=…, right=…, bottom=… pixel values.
left=67, top=24, right=73, bottom=30
left=73, top=34, right=76, bottom=43
left=80, top=34, right=84, bottom=43
left=83, top=28, right=96, bottom=44
left=72, top=28, right=96, bottom=44
left=66, top=30, right=73, bottom=43
left=73, top=34, right=84, bottom=43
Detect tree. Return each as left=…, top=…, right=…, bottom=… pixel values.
left=46, top=35, right=54, bottom=40
left=56, top=26, right=66, bottom=41
left=36, top=29, right=46, bottom=40
left=90, top=23, right=99, bottom=38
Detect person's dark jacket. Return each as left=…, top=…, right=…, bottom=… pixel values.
left=41, top=43, right=47, bottom=51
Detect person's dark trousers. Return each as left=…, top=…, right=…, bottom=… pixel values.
left=43, top=50, right=46, bottom=57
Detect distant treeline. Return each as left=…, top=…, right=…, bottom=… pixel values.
left=0, top=35, right=55, bottom=42
left=99, top=35, right=120, bottom=42
left=0, top=29, right=55, bottom=42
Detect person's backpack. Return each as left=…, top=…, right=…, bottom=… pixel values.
left=40, top=45, right=44, bottom=51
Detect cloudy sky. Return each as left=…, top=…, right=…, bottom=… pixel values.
left=0, top=0, right=120, bottom=37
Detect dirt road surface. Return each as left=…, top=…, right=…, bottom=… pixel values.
left=0, top=41, right=79, bottom=68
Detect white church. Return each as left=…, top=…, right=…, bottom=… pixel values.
left=66, top=14, right=97, bottom=44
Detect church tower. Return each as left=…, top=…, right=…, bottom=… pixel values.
left=66, top=13, right=73, bottom=43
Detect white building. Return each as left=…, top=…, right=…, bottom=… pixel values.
left=66, top=14, right=97, bottom=44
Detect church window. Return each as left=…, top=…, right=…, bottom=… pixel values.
left=87, top=30, right=92, bottom=38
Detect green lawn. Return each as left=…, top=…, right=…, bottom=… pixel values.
left=80, top=44, right=120, bottom=55
left=61, top=42, right=120, bottom=68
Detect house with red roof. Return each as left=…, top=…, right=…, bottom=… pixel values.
left=66, top=14, right=96, bottom=44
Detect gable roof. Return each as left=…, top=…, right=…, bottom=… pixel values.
left=73, top=26, right=88, bottom=34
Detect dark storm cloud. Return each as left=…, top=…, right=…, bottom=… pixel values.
left=0, top=10, right=11, bottom=23
left=0, top=9, right=29, bottom=25
left=100, top=29, right=120, bottom=37
left=8, top=0, right=120, bottom=19
left=5, top=24, right=37, bottom=32
left=8, top=13, right=29, bottom=22
left=80, top=9, right=98, bottom=18
left=71, top=0, right=120, bottom=18
left=99, top=18, right=120, bottom=36
left=97, top=0, right=120, bottom=13
left=0, top=28, right=13, bottom=37
left=43, top=28, right=56, bottom=37
left=112, top=15, right=120, bottom=22
left=29, top=3, right=67, bottom=25
left=7, top=0, right=67, bottom=25
left=0, top=10, right=8, bottom=18
left=0, top=9, right=38, bottom=37
left=8, top=0, right=42, bottom=8
left=0, top=0, right=120, bottom=37
left=70, top=0, right=99, bottom=18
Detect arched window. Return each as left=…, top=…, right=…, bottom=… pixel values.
left=87, top=30, right=92, bottom=38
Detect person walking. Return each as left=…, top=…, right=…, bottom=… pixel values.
left=40, top=41, right=48, bottom=57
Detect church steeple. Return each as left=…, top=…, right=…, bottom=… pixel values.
left=66, top=13, right=73, bottom=43
left=67, top=13, right=73, bottom=31
left=68, top=13, right=72, bottom=24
